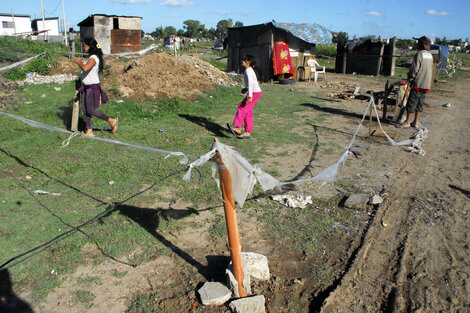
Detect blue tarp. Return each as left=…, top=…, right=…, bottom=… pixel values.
left=431, top=44, right=449, bottom=72
left=272, top=22, right=333, bottom=45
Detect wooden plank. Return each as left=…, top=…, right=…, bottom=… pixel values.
left=70, top=90, right=79, bottom=132
left=372, top=129, right=398, bottom=139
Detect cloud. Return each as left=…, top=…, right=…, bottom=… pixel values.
left=110, top=0, right=152, bottom=3
left=159, top=0, right=195, bottom=7
left=427, top=9, right=449, bottom=16
left=215, top=10, right=228, bottom=16
left=365, top=11, right=382, bottom=17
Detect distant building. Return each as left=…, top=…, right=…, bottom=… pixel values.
left=31, top=17, right=60, bottom=36
left=78, top=14, right=142, bottom=54
left=0, top=13, right=32, bottom=36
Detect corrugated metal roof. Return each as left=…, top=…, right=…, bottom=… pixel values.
left=272, top=21, right=333, bottom=44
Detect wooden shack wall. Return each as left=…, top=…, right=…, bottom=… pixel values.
left=336, top=39, right=397, bottom=76
left=227, top=25, right=273, bottom=82
left=227, top=24, right=316, bottom=81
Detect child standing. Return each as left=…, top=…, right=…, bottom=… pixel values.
left=75, top=37, right=117, bottom=137
left=227, top=55, right=262, bottom=139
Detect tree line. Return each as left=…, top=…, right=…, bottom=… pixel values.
left=150, top=19, right=243, bottom=39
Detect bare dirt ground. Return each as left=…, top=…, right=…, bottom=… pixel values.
left=6, top=55, right=470, bottom=313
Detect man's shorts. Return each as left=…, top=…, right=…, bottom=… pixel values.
left=406, top=89, right=427, bottom=113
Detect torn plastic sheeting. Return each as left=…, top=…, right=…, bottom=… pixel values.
left=182, top=142, right=281, bottom=207
left=282, top=97, right=373, bottom=186
left=271, top=195, right=313, bottom=208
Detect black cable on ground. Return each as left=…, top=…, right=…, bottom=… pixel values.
left=0, top=167, right=188, bottom=270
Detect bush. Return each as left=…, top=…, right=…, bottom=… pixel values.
left=3, top=56, right=50, bottom=80
left=315, top=44, right=337, bottom=57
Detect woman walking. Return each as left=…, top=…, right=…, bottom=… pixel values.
left=75, top=37, right=117, bottom=137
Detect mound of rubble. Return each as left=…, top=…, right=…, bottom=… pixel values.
left=0, top=76, right=20, bottom=110
left=101, top=52, right=239, bottom=101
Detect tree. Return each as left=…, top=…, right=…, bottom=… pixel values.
left=183, top=20, right=205, bottom=38
left=177, top=29, right=185, bottom=37
left=332, top=31, right=349, bottom=44
left=164, top=26, right=176, bottom=36
left=215, top=19, right=233, bottom=38
left=152, top=25, right=164, bottom=39
left=234, top=21, right=243, bottom=28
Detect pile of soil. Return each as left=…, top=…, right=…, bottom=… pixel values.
left=102, top=53, right=238, bottom=101
left=0, top=76, right=20, bottom=110
left=51, top=52, right=239, bottom=101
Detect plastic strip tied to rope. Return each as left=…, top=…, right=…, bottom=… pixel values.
left=183, top=141, right=281, bottom=207
left=0, top=112, right=189, bottom=164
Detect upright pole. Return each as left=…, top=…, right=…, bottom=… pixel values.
left=40, top=0, right=47, bottom=41
left=215, top=143, right=246, bottom=298
left=62, top=0, right=68, bottom=46
left=369, top=100, right=373, bottom=137
left=11, top=7, right=16, bottom=35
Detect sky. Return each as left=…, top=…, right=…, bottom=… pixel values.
left=2, top=0, right=469, bottom=40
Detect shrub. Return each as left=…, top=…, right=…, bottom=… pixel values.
left=3, top=56, right=50, bottom=80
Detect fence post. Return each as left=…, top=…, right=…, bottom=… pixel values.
left=214, top=145, right=247, bottom=298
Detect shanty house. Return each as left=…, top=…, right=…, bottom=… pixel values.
left=0, top=13, right=31, bottom=36
left=78, top=14, right=142, bottom=55
left=227, top=21, right=333, bottom=82
left=31, top=17, right=60, bottom=36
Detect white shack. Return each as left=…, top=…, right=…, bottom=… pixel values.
left=31, top=17, right=60, bottom=36
left=0, top=13, right=32, bottom=36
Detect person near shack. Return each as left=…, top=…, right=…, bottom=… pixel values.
left=397, top=36, right=433, bottom=128
left=75, top=37, right=117, bottom=137
left=68, top=28, right=78, bottom=59
left=227, top=55, right=262, bottom=139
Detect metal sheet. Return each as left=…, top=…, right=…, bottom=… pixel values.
left=111, top=29, right=141, bottom=54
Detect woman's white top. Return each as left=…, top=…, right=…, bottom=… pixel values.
left=244, top=67, right=261, bottom=97
left=80, top=55, right=100, bottom=85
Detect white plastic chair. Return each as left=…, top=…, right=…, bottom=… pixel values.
left=307, top=59, right=326, bottom=82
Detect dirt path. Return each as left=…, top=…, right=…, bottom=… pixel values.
left=318, top=67, right=470, bottom=312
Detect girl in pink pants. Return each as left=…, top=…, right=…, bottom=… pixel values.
left=228, top=55, right=262, bottom=139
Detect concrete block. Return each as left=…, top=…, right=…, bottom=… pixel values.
left=240, top=252, right=270, bottom=280
left=198, top=282, right=232, bottom=306
left=226, top=268, right=252, bottom=298
left=229, top=295, right=266, bottom=313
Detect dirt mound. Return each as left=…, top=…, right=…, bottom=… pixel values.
left=0, top=76, right=20, bottom=110
left=50, top=53, right=239, bottom=101
left=101, top=52, right=238, bottom=101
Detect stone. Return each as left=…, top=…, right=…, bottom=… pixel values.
left=226, top=252, right=270, bottom=297
left=344, top=194, right=370, bottom=209
left=226, top=268, right=252, bottom=298
left=198, top=282, right=232, bottom=306
left=349, top=144, right=371, bottom=156
left=369, top=194, right=383, bottom=205
left=229, top=295, right=266, bottom=313
left=240, top=252, right=270, bottom=281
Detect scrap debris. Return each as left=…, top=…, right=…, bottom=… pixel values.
left=271, top=195, right=313, bottom=208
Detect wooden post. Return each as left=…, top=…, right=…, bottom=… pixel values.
left=215, top=145, right=246, bottom=298
left=70, top=90, right=79, bottom=132
left=369, top=101, right=373, bottom=137
left=376, top=43, right=385, bottom=76
left=383, top=80, right=389, bottom=121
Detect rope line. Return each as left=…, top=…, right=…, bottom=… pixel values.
left=0, top=112, right=190, bottom=164
left=0, top=168, right=187, bottom=270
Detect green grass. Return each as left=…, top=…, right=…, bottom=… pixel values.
left=0, top=61, right=368, bottom=308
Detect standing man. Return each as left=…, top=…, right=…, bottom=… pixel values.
left=397, top=36, right=433, bottom=128
left=68, top=28, right=78, bottom=59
